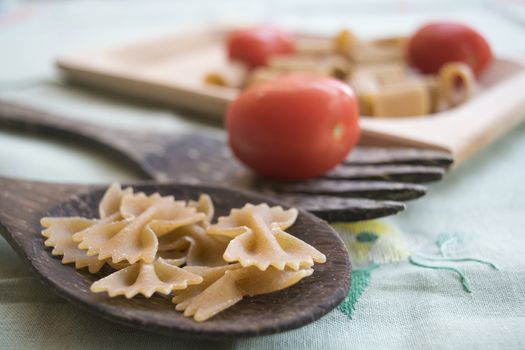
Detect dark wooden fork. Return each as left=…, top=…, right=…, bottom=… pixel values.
left=0, top=100, right=453, bottom=221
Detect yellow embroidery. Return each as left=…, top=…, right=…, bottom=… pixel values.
left=332, top=220, right=410, bottom=266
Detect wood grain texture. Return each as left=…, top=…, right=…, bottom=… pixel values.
left=326, top=164, right=445, bottom=183
left=0, top=177, right=350, bottom=338
left=273, top=194, right=406, bottom=222
left=345, top=148, right=453, bottom=168
left=260, top=179, right=426, bottom=201
left=0, top=100, right=450, bottom=221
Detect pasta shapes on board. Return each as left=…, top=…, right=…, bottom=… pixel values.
left=207, top=204, right=325, bottom=270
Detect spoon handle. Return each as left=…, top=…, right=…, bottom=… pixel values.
left=0, top=100, right=166, bottom=173
left=0, top=177, right=89, bottom=256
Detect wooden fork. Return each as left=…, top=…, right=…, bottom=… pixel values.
left=0, top=100, right=452, bottom=222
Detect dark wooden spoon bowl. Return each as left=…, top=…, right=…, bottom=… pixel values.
left=0, top=177, right=350, bottom=338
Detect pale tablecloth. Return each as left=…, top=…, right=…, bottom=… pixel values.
left=0, top=1, right=524, bottom=349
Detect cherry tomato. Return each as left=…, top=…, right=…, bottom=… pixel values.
left=408, top=22, right=493, bottom=77
left=227, top=26, right=295, bottom=68
left=226, top=74, right=360, bottom=180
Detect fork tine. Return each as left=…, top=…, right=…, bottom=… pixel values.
left=346, top=147, right=453, bottom=168
left=326, top=164, right=445, bottom=183
left=258, top=179, right=426, bottom=201
left=273, top=193, right=406, bottom=222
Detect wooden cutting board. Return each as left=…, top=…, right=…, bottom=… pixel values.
left=56, top=24, right=525, bottom=166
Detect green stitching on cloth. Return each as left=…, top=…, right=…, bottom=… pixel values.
left=333, top=220, right=407, bottom=319
left=414, top=253, right=499, bottom=270
left=333, top=224, right=498, bottom=315
left=409, top=255, right=472, bottom=293
left=436, top=233, right=469, bottom=257
left=338, top=264, right=380, bottom=319
left=356, top=231, right=379, bottom=243
left=409, top=233, right=499, bottom=293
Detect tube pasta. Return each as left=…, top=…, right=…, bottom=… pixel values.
left=296, top=37, right=335, bottom=55
left=366, top=79, right=431, bottom=117
left=438, top=62, right=476, bottom=108
left=205, top=27, right=477, bottom=116
left=245, top=67, right=284, bottom=87
left=203, top=61, right=248, bottom=89
left=268, top=54, right=349, bottom=79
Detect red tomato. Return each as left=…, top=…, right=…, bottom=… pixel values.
left=408, top=22, right=493, bottom=77
left=226, top=74, right=360, bottom=180
left=227, top=26, right=295, bottom=68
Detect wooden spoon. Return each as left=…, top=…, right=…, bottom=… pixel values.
left=0, top=176, right=350, bottom=338
left=0, top=100, right=452, bottom=221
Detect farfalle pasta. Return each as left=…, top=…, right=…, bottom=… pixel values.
left=174, top=264, right=313, bottom=322
left=207, top=203, right=326, bottom=270
left=91, top=257, right=203, bottom=298
left=42, top=217, right=104, bottom=273
left=73, top=192, right=205, bottom=264
left=158, top=224, right=228, bottom=267
left=41, top=183, right=325, bottom=322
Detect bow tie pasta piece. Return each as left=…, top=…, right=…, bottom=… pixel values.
left=99, top=183, right=133, bottom=219
left=91, top=257, right=203, bottom=298
left=157, top=237, right=192, bottom=260
left=179, top=265, right=313, bottom=322
left=224, top=225, right=326, bottom=270
left=188, top=194, right=214, bottom=224
left=73, top=219, right=132, bottom=257
left=123, top=193, right=207, bottom=237
left=120, top=192, right=203, bottom=225
left=41, top=217, right=108, bottom=273
left=107, top=260, right=132, bottom=270
left=208, top=203, right=298, bottom=238
left=158, top=224, right=229, bottom=266
left=74, top=193, right=205, bottom=264
left=208, top=204, right=325, bottom=270
left=172, top=264, right=242, bottom=311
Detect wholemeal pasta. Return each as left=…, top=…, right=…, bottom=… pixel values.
left=207, top=203, right=326, bottom=270
left=73, top=192, right=205, bottom=264
left=41, top=183, right=324, bottom=322
left=205, top=27, right=478, bottom=116
left=90, top=257, right=203, bottom=298
left=42, top=217, right=105, bottom=273
left=158, top=224, right=228, bottom=266
left=174, top=265, right=313, bottom=322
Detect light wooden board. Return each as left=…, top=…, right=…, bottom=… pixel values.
left=56, top=24, right=525, bottom=167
